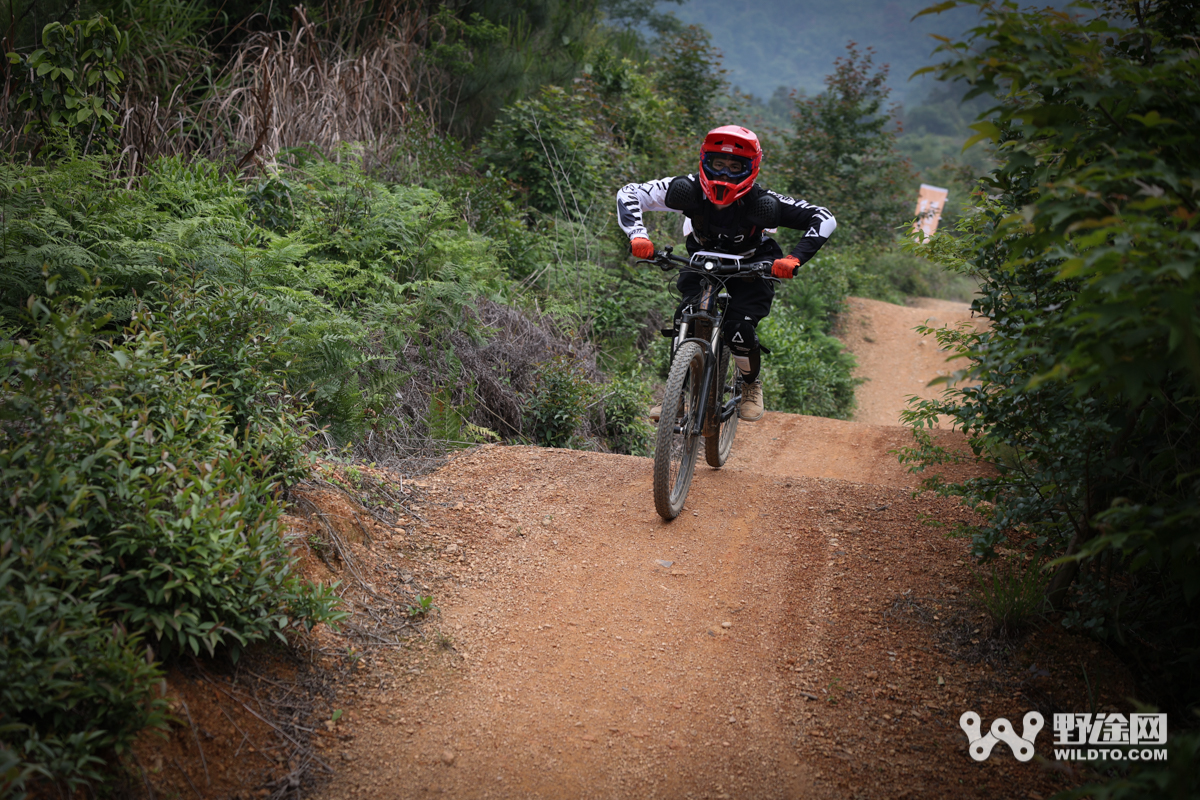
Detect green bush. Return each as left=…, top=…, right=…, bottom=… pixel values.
left=0, top=149, right=513, bottom=442
left=1, top=529, right=165, bottom=794
left=600, top=372, right=653, bottom=456
left=586, top=49, right=688, bottom=174
left=7, top=15, right=127, bottom=152
left=246, top=176, right=299, bottom=233
left=0, top=152, right=170, bottom=326
left=1053, top=725, right=1200, bottom=800
left=524, top=355, right=592, bottom=448
left=902, top=0, right=1200, bottom=726
left=480, top=83, right=621, bottom=219
left=776, top=244, right=976, bottom=309
left=428, top=384, right=468, bottom=444
left=427, top=381, right=498, bottom=447
left=757, top=305, right=859, bottom=419
left=854, top=249, right=978, bottom=303
left=151, top=282, right=307, bottom=457
left=778, top=251, right=853, bottom=328
left=0, top=288, right=343, bottom=791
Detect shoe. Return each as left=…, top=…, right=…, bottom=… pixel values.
left=648, top=405, right=662, bottom=422
left=738, top=380, right=764, bottom=421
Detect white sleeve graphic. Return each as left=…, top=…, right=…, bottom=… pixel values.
left=616, top=178, right=677, bottom=240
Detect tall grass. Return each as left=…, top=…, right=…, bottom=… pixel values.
left=116, top=6, right=447, bottom=169
left=971, top=557, right=1049, bottom=638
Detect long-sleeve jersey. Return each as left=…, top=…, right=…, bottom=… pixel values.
left=616, top=174, right=836, bottom=262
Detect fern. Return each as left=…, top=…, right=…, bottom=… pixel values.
left=0, top=146, right=588, bottom=444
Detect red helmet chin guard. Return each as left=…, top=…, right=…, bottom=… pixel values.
left=698, top=125, right=762, bottom=205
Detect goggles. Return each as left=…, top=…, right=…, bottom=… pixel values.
left=702, top=152, right=753, bottom=181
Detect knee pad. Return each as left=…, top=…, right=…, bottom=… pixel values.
left=724, top=316, right=759, bottom=357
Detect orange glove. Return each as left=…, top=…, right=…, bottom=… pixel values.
left=630, top=237, right=654, bottom=259
left=772, top=255, right=801, bottom=279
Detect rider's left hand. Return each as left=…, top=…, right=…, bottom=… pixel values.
left=772, top=255, right=801, bottom=279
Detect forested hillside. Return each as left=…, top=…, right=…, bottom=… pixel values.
left=658, top=0, right=987, bottom=102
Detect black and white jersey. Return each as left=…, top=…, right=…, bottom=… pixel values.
left=616, top=174, right=836, bottom=262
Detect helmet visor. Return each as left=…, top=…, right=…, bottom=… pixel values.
left=702, top=152, right=753, bottom=181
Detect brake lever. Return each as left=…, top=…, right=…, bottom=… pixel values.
left=750, top=262, right=783, bottom=283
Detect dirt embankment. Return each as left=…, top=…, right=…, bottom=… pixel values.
left=132, top=297, right=1132, bottom=800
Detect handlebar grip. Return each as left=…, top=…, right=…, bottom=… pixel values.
left=720, top=260, right=775, bottom=276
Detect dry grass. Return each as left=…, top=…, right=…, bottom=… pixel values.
left=204, top=6, right=442, bottom=171
left=331, top=298, right=604, bottom=471
left=2, top=6, right=452, bottom=170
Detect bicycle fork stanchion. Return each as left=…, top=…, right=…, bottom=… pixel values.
left=685, top=279, right=723, bottom=439
left=703, top=321, right=729, bottom=438
left=670, top=335, right=712, bottom=438
left=693, top=348, right=715, bottom=438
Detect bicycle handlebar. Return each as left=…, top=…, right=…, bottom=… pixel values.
left=636, top=246, right=779, bottom=281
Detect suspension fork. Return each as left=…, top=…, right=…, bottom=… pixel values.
left=671, top=321, right=716, bottom=438
left=678, top=280, right=724, bottom=437
left=693, top=345, right=717, bottom=438
left=700, top=322, right=725, bottom=438
left=681, top=325, right=726, bottom=439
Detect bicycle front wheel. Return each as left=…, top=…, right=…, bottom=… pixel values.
left=653, top=341, right=704, bottom=520
left=705, top=342, right=739, bottom=468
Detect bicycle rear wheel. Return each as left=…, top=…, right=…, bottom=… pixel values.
left=704, top=342, right=739, bottom=468
left=653, top=341, right=703, bottom=520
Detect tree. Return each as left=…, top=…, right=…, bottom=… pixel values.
left=651, top=24, right=725, bottom=136
left=779, top=43, right=913, bottom=248
left=7, top=15, right=127, bottom=154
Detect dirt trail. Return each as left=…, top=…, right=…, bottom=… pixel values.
left=313, top=299, right=1112, bottom=800
left=838, top=297, right=985, bottom=427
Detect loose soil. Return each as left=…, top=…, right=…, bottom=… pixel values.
left=129, top=297, right=1133, bottom=800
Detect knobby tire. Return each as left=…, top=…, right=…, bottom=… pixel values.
left=653, top=341, right=703, bottom=520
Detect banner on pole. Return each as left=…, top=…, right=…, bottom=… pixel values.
left=913, top=184, right=950, bottom=238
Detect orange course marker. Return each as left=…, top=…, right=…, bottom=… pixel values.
left=913, top=184, right=949, bottom=238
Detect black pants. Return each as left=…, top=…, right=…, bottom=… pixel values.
left=674, top=238, right=781, bottom=382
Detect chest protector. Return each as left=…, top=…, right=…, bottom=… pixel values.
left=666, top=176, right=781, bottom=252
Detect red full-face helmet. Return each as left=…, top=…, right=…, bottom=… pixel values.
left=697, top=125, right=762, bottom=205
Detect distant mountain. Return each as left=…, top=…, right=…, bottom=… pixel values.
left=659, top=0, right=990, bottom=104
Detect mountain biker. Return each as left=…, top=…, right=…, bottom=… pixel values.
left=616, top=125, right=837, bottom=421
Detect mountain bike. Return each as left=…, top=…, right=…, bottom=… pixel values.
left=638, top=247, right=779, bottom=521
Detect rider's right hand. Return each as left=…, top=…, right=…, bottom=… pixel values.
left=630, top=237, right=654, bottom=259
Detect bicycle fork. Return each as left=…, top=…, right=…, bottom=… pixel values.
left=672, top=319, right=727, bottom=439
